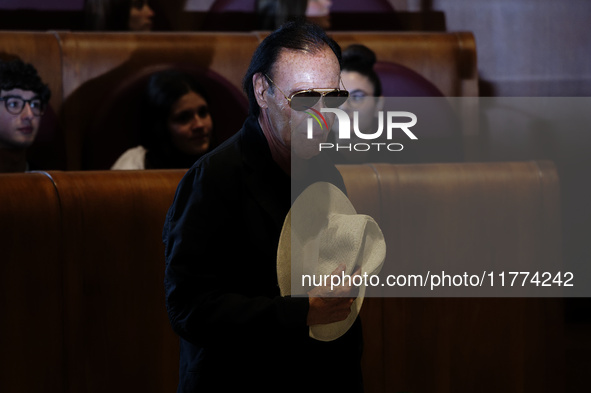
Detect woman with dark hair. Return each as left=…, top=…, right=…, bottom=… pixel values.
left=84, top=0, right=155, bottom=31
left=329, top=44, right=384, bottom=164
left=341, top=44, right=382, bottom=96
left=111, top=70, right=214, bottom=169
left=331, top=44, right=462, bottom=164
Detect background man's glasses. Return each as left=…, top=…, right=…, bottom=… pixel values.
left=265, top=74, right=349, bottom=112
left=0, top=96, right=46, bottom=116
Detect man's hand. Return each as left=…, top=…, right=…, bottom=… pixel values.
left=306, top=263, right=361, bottom=326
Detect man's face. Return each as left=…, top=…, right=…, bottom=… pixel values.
left=0, top=89, right=42, bottom=149
left=263, top=46, right=342, bottom=159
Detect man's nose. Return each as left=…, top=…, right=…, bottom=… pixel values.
left=317, top=94, right=329, bottom=109
left=20, top=102, right=35, bottom=119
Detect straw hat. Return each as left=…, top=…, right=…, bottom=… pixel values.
left=277, top=181, right=386, bottom=341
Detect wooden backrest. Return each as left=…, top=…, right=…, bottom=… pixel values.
left=344, top=161, right=562, bottom=269
left=339, top=161, right=563, bottom=393
left=330, top=32, right=478, bottom=97
left=0, top=160, right=563, bottom=393
left=0, top=171, right=64, bottom=393
left=46, top=169, right=185, bottom=393
left=56, top=32, right=259, bottom=170
left=1, top=30, right=478, bottom=170
left=57, top=32, right=259, bottom=99
left=80, top=63, right=249, bottom=169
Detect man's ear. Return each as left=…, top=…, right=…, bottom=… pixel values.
left=253, top=73, right=269, bottom=109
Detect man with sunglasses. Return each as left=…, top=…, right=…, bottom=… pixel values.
left=0, top=59, right=51, bottom=173
left=164, top=20, right=364, bottom=392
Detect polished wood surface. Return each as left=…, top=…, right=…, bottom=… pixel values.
left=49, top=170, right=185, bottom=393
left=331, top=32, right=478, bottom=97
left=57, top=32, right=259, bottom=99
left=0, top=161, right=564, bottom=392
left=0, top=30, right=477, bottom=170
left=340, top=161, right=564, bottom=392
left=56, top=32, right=259, bottom=170
left=0, top=172, right=64, bottom=393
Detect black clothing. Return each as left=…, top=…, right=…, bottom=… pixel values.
left=163, top=115, right=363, bottom=392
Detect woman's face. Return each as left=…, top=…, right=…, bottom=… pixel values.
left=167, top=91, right=213, bottom=156
left=129, top=0, right=154, bottom=31
left=339, top=70, right=381, bottom=137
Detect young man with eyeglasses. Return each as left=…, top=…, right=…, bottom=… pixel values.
left=163, top=20, right=364, bottom=392
left=0, top=59, right=51, bottom=173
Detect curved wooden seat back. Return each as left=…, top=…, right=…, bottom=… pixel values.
left=57, top=32, right=259, bottom=169
left=0, top=172, right=64, bottom=393
left=339, top=161, right=563, bottom=393
left=45, top=169, right=185, bottom=393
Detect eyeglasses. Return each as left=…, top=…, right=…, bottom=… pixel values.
left=264, top=74, right=349, bottom=112
left=0, top=96, right=46, bottom=116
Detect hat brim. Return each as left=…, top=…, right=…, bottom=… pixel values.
left=277, top=182, right=386, bottom=342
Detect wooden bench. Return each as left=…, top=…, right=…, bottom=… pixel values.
left=0, top=161, right=564, bottom=393
left=0, top=30, right=478, bottom=170
left=339, top=161, right=563, bottom=392
left=0, top=171, right=64, bottom=392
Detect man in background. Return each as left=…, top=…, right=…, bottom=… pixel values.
left=0, top=59, right=51, bottom=172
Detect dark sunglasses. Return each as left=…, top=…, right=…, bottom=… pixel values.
left=264, top=74, right=349, bottom=112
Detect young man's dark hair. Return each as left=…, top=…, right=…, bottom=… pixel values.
left=0, top=58, right=52, bottom=172
left=0, top=59, right=51, bottom=103
left=242, top=19, right=342, bottom=118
